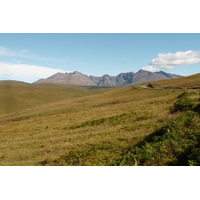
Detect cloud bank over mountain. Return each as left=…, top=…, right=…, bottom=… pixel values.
left=142, top=50, right=200, bottom=72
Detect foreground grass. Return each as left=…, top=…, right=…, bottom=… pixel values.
left=0, top=74, right=200, bottom=166
left=113, top=91, right=200, bottom=166
left=113, top=110, right=200, bottom=166
left=0, top=84, right=194, bottom=166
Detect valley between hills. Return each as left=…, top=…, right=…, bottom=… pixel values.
left=0, top=72, right=200, bottom=166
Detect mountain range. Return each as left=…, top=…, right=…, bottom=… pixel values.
left=34, top=70, right=182, bottom=87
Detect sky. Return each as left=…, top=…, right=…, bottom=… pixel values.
left=0, top=33, right=200, bottom=83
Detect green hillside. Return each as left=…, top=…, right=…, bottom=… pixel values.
left=0, top=74, right=199, bottom=166
left=0, top=80, right=30, bottom=86
left=0, top=81, right=112, bottom=114
left=139, top=73, right=200, bottom=89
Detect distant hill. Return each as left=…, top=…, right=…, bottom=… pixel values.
left=0, top=80, right=30, bottom=86
left=34, top=70, right=182, bottom=86
left=0, top=81, right=112, bottom=114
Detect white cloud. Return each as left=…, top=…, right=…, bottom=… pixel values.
left=0, top=46, right=14, bottom=56
left=142, top=50, right=200, bottom=72
left=17, top=49, right=29, bottom=54
left=0, top=46, right=29, bottom=57
left=0, top=62, right=66, bottom=82
left=141, top=66, right=158, bottom=72
left=0, top=46, right=69, bottom=63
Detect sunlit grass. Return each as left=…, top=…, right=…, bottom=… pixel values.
left=0, top=74, right=200, bottom=166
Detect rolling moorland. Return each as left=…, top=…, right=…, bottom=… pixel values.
left=0, top=73, right=200, bottom=166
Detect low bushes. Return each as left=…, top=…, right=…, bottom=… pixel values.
left=170, top=92, right=196, bottom=113
left=113, top=111, right=199, bottom=166
left=113, top=91, right=200, bottom=166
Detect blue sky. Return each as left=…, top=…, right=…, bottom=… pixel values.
left=0, top=33, right=200, bottom=82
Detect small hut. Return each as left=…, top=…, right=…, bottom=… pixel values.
left=146, top=83, right=154, bottom=88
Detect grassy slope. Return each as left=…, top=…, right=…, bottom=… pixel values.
left=0, top=82, right=111, bottom=114
left=0, top=80, right=30, bottom=86
left=139, top=73, right=200, bottom=89
left=0, top=75, right=199, bottom=166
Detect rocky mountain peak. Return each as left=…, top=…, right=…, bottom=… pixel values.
left=34, top=70, right=182, bottom=87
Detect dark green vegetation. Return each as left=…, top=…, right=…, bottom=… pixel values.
left=114, top=108, right=200, bottom=166
left=170, top=92, right=196, bottom=113
left=0, top=75, right=200, bottom=166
